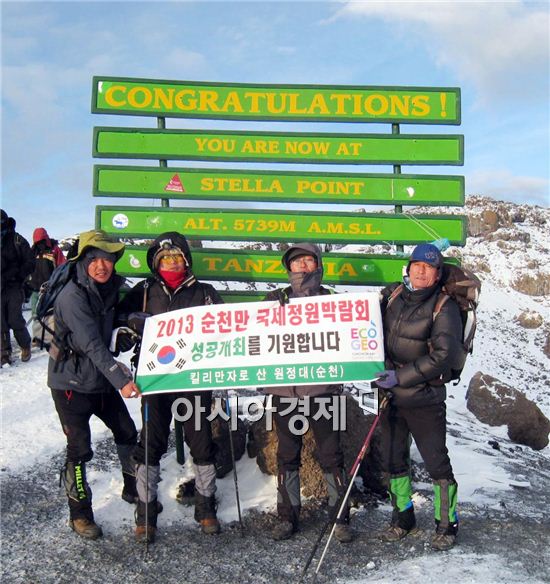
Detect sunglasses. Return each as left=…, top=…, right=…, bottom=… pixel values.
left=159, top=255, right=185, bottom=264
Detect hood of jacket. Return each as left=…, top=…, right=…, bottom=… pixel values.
left=33, top=227, right=51, bottom=246
left=281, top=243, right=324, bottom=297
left=146, top=232, right=193, bottom=274
left=281, top=243, right=323, bottom=272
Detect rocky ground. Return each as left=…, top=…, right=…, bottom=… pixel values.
left=1, top=427, right=549, bottom=584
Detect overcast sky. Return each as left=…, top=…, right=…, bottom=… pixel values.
left=1, top=0, right=549, bottom=242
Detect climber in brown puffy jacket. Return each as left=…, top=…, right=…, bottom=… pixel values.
left=263, top=243, right=353, bottom=544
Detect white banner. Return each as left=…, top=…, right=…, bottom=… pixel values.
left=136, top=292, right=384, bottom=394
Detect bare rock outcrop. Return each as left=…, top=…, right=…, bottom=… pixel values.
left=466, top=372, right=550, bottom=450
left=512, top=274, right=550, bottom=297
left=249, top=394, right=386, bottom=499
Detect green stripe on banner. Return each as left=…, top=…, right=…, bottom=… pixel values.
left=93, top=128, right=464, bottom=165
left=136, top=360, right=385, bottom=394
left=97, top=206, right=467, bottom=245
left=94, top=165, right=465, bottom=206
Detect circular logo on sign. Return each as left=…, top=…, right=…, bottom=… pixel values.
left=112, top=213, right=129, bottom=229
left=157, top=345, right=176, bottom=365
left=129, top=254, right=141, bottom=269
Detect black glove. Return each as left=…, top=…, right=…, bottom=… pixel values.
left=115, top=327, right=140, bottom=354
left=274, top=288, right=289, bottom=306
left=127, top=311, right=151, bottom=336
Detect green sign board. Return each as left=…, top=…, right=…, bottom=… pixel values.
left=92, top=77, right=460, bottom=124
left=94, top=165, right=464, bottom=206
left=218, top=291, right=265, bottom=303
left=97, top=207, right=466, bottom=245
left=93, top=128, right=464, bottom=165
left=118, top=247, right=459, bottom=285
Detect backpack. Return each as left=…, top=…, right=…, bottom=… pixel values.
left=35, top=261, right=76, bottom=344
left=387, top=263, right=481, bottom=384
left=28, top=252, right=56, bottom=291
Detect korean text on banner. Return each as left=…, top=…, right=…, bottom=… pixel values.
left=136, top=292, right=385, bottom=395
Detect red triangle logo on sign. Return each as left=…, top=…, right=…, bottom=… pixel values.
left=164, top=174, right=185, bottom=193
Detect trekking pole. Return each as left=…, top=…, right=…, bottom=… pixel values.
left=299, top=395, right=390, bottom=583
left=225, top=394, right=244, bottom=536
left=144, top=396, right=150, bottom=555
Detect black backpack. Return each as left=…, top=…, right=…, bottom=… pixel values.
left=387, top=264, right=481, bottom=384
left=28, top=253, right=56, bottom=292
left=35, top=261, right=76, bottom=338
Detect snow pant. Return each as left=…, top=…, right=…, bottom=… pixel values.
left=0, top=285, right=31, bottom=357
left=133, top=392, right=217, bottom=520
left=272, top=394, right=347, bottom=525
left=51, top=388, right=137, bottom=519
left=379, top=401, right=457, bottom=531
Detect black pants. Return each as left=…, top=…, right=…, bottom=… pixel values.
left=51, top=388, right=137, bottom=462
left=379, top=401, right=454, bottom=481
left=133, top=391, right=216, bottom=466
left=272, top=394, right=344, bottom=472
left=1, top=285, right=31, bottom=353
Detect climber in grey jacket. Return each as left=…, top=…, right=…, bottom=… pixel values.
left=48, top=229, right=140, bottom=541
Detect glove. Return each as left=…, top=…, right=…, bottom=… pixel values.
left=274, top=288, right=289, bottom=306
left=115, top=327, right=139, bottom=354
left=127, top=311, right=151, bottom=336
left=375, top=369, right=399, bottom=389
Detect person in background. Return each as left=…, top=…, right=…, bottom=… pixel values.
left=375, top=243, right=463, bottom=551
left=115, top=232, right=223, bottom=543
left=263, top=243, right=353, bottom=543
left=48, top=229, right=140, bottom=540
left=28, top=227, right=66, bottom=348
left=1, top=209, right=35, bottom=365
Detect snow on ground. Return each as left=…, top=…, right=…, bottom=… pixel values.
left=1, top=303, right=549, bottom=583
left=347, top=552, right=549, bottom=584
left=2, top=213, right=550, bottom=583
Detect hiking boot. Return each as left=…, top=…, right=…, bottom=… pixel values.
left=194, top=492, right=219, bottom=534
left=135, top=524, right=157, bottom=543
left=69, top=518, right=103, bottom=540
left=271, top=520, right=296, bottom=541
left=380, top=502, right=417, bottom=542
left=334, top=523, right=354, bottom=543
left=20, top=347, right=31, bottom=362
left=432, top=478, right=458, bottom=551
left=431, top=530, right=456, bottom=551
left=135, top=499, right=159, bottom=543
left=1, top=353, right=12, bottom=367
left=200, top=517, right=221, bottom=535
left=380, top=524, right=414, bottom=542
